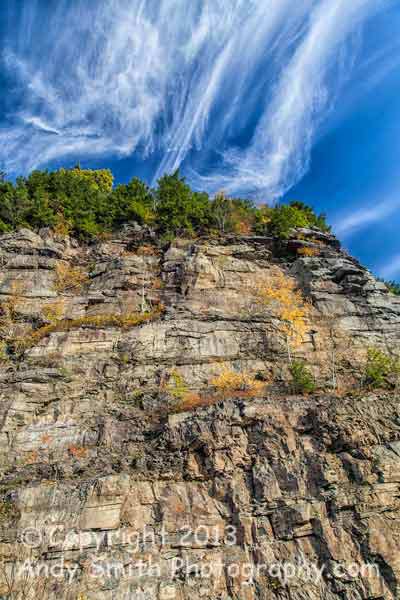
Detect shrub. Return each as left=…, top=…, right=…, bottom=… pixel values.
left=289, top=360, right=316, bottom=394
left=297, top=246, right=320, bottom=257
left=364, top=347, right=400, bottom=389
left=268, top=205, right=309, bottom=239
left=165, top=370, right=189, bottom=400
left=265, top=201, right=330, bottom=239
left=53, top=212, right=71, bottom=237
left=110, top=177, right=154, bottom=227
left=40, top=434, right=52, bottom=445
left=42, top=299, right=65, bottom=323
left=136, top=244, right=158, bottom=257
left=211, top=369, right=265, bottom=398
left=25, top=450, right=39, bottom=465
left=54, top=263, right=88, bottom=293
left=173, top=392, right=219, bottom=413
left=0, top=341, right=8, bottom=361
left=68, top=445, right=87, bottom=459
left=66, top=166, right=114, bottom=194
left=0, top=500, right=18, bottom=523
left=381, top=279, right=400, bottom=295
left=289, top=201, right=330, bottom=232
left=0, top=280, right=24, bottom=322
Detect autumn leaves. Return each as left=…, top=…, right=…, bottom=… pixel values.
left=253, top=267, right=311, bottom=364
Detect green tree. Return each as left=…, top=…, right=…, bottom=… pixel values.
left=268, top=205, right=310, bottom=239
left=289, top=360, right=316, bottom=394
left=110, top=178, right=155, bottom=228
left=156, top=170, right=210, bottom=236
left=364, top=347, right=400, bottom=389
left=62, top=166, right=114, bottom=194
left=0, top=164, right=332, bottom=243
left=289, top=201, right=330, bottom=232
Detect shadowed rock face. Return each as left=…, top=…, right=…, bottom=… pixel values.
left=0, top=227, right=400, bottom=599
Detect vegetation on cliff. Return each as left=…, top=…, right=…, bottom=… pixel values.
left=381, top=279, right=400, bottom=295
left=0, top=167, right=330, bottom=240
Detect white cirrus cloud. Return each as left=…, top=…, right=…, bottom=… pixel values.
left=0, top=0, right=392, bottom=197
left=333, top=196, right=400, bottom=238
left=379, top=255, right=400, bottom=279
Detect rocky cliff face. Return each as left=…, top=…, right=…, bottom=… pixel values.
left=0, top=227, right=400, bottom=599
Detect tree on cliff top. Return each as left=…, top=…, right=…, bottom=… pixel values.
left=155, top=170, right=210, bottom=236
left=0, top=166, right=331, bottom=241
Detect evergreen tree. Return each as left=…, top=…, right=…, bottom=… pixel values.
left=156, top=170, right=210, bottom=236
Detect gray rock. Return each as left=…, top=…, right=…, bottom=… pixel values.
left=0, top=228, right=398, bottom=599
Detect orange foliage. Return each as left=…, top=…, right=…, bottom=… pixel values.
left=173, top=375, right=266, bottom=413
left=174, top=391, right=234, bottom=413
left=25, top=450, right=39, bottom=464
left=297, top=246, right=320, bottom=257
left=136, top=245, right=158, bottom=256
left=40, top=434, right=53, bottom=445
left=176, top=392, right=215, bottom=412
left=235, top=221, right=252, bottom=235
left=68, top=445, right=87, bottom=459
left=151, top=277, right=164, bottom=290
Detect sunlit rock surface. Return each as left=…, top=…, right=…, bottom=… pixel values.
left=0, top=227, right=399, bottom=599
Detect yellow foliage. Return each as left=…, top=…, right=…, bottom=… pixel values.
left=60, top=166, right=114, bottom=193
left=170, top=370, right=266, bottom=413
left=297, top=246, right=320, bottom=257
left=42, top=299, right=65, bottom=323
left=165, top=370, right=188, bottom=400
left=255, top=268, right=310, bottom=349
left=0, top=341, right=8, bottom=361
left=54, top=262, right=88, bottom=293
left=211, top=369, right=265, bottom=398
left=0, top=280, right=24, bottom=322
left=13, top=306, right=164, bottom=353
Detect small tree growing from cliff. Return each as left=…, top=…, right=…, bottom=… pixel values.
left=289, top=360, right=315, bottom=394
left=312, top=315, right=349, bottom=392
left=254, top=268, right=310, bottom=363
left=364, top=347, right=400, bottom=389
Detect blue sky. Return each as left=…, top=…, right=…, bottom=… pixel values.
left=0, top=1, right=399, bottom=278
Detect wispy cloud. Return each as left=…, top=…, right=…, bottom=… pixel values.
left=379, top=255, right=400, bottom=279
left=333, top=196, right=400, bottom=238
left=0, top=0, right=392, bottom=197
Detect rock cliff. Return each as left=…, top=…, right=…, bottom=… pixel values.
left=0, top=226, right=400, bottom=599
